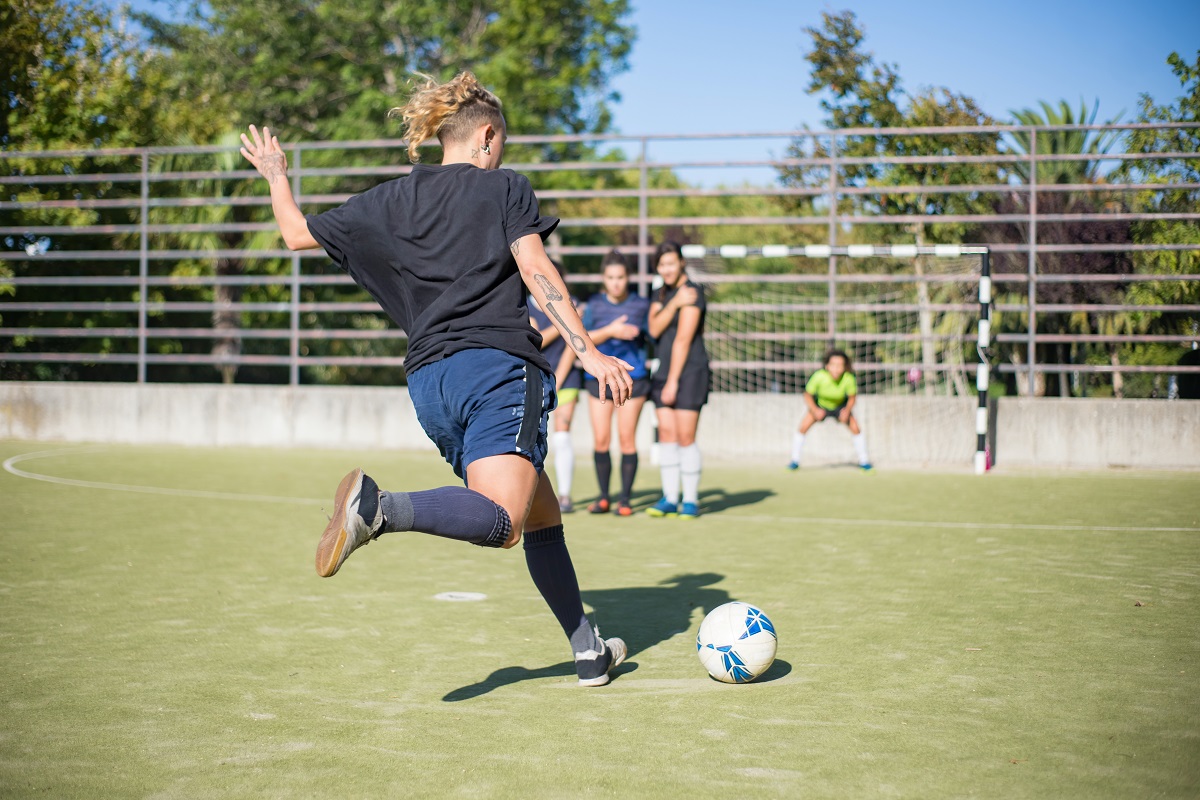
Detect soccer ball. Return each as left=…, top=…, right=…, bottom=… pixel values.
left=696, top=602, right=777, bottom=683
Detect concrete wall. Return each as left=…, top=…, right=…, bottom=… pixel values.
left=992, top=397, right=1200, bottom=470
left=1, top=382, right=1197, bottom=471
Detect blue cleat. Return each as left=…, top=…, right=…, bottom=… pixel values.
left=859, top=463, right=874, bottom=471
left=786, top=462, right=799, bottom=471
left=678, top=502, right=700, bottom=520
left=645, top=497, right=678, bottom=518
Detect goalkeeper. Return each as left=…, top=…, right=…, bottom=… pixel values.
left=787, top=349, right=872, bottom=471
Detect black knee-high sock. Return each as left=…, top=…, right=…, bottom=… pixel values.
left=377, top=486, right=510, bottom=548
left=523, top=525, right=601, bottom=655
left=594, top=451, right=612, bottom=500
left=619, top=453, right=638, bottom=505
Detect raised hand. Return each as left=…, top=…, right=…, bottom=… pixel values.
left=239, top=125, right=288, bottom=184
left=674, top=285, right=699, bottom=307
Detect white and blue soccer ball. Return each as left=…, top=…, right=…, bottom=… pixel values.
left=696, top=602, right=777, bottom=683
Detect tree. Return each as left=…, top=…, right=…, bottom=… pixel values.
left=0, top=0, right=221, bottom=380
left=985, top=98, right=1134, bottom=397
left=1007, top=99, right=1124, bottom=187
left=137, top=0, right=634, bottom=145
left=778, top=10, right=1002, bottom=392
left=1114, top=50, right=1200, bottom=397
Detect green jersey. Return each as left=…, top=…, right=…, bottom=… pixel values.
left=804, top=368, right=857, bottom=410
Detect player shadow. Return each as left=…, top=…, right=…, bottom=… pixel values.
left=695, top=488, right=774, bottom=514
left=574, top=488, right=774, bottom=515
left=442, top=572, right=730, bottom=702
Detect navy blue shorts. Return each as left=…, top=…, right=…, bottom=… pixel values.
left=407, top=349, right=556, bottom=480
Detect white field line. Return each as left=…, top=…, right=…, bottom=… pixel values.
left=6, top=446, right=1198, bottom=532
left=720, top=512, right=1199, bottom=533
left=3, top=446, right=323, bottom=506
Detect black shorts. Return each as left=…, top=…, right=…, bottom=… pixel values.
left=817, top=403, right=848, bottom=422
left=587, top=377, right=651, bottom=402
left=651, top=366, right=711, bottom=411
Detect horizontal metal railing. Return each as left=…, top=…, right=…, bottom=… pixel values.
left=2, top=123, right=1198, bottom=394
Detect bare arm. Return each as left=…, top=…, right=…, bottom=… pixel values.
left=648, top=285, right=698, bottom=339
left=588, top=314, right=637, bottom=345
left=239, top=125, right=319, bottom=251
left=841, top=392, right=856, bottom=421
left=510, top=233, right=633, bottom=405
left=803, top=391, right=826, bottom=419
left=553, top=344, right=577, bottom=391
left=532, top=308, right=562, bottom=348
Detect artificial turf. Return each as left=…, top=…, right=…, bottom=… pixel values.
left=1, top=442, right=1197, bottom=798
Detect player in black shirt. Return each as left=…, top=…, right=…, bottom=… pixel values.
left=239, top=72, right=631, bottom=686
left=646, top=241, right=711, bottom=520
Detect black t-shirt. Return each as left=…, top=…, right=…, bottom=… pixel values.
left=653, top=279, right=709, bottom=378
left=305, top=164, right=559, bottom=375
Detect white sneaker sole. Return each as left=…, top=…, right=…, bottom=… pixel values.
left=578, top=637, right=628, bottom=687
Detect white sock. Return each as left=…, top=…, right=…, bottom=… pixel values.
left=853, top=433, right=870, bottom=466
left=553, top=431, right=574, bottom=496
left=680, top=443, right=702, bottom=505
left=658, top=442, right=681, bottom=505
left=790, top=432, right=806, bottom=464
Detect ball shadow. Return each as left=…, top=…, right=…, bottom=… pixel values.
left=443, top=572, right=728, bottom=701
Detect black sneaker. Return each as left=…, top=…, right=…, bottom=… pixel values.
left=315, top=468, right=383, bottom=577
left=575, top=633, right=628, bottom=687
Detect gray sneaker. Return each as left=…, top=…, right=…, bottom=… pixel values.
left=575, top=633, right=628, bottom=687
left=316, top=468, right=383, bottom=577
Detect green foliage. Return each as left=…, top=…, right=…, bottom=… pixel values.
left=0, top=0, right=220, bottom=149
left=778, top=10, right=1002, bottom=247
left=1007, top=99, right=1124, bottom=186
left=137, top=0, right=634, bottom=144
left=1115, top=50, right=1200, bottom=335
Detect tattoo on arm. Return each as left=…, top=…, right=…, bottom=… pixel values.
left=533, top=274, right=563, bottom=301
left=546, top=303, right=586, bottom=354
left=509, top=240, right=520, bottom=257
left=263, top=153, right=286, bottom=184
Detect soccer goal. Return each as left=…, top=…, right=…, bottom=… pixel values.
left=679, top=244, right=992, bottom=474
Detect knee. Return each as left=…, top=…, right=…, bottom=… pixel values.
left=501, top=529, right=523, bottom=549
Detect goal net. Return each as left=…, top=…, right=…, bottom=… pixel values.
left=675, top=244, right=992, bottom=473
left=680, top=245, right=985, bottom=398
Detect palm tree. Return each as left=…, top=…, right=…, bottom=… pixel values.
left=1007, top=99, right=1124, bottom=186
left=984, top=99, right=1135, bottom=396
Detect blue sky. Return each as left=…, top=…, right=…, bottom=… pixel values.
left=607, top=0, right=1200, bottom=184
left=112, top=0, right=1198, bottom=184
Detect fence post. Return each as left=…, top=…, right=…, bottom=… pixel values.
left=138, top=150, right=149, bottom=384
left=638, top=137, right=649, bottom=297
left=1026, top=128, right=1038, bottom=397
left=290, top=146, right=302, bottom=386
left=827, top=133, right=839, bottom=346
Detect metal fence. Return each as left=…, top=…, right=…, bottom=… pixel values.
left=1, top=123, right=1198, bottom=397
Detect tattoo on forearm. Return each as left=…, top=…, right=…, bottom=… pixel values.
left=263, top=153, right=286, bottom=184
left=534, top=274, right=563, bottom=301
left=546, top=303, right=586, bottom=354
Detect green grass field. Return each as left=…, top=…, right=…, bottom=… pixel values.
left=1, top=441, right=1197, bottom=799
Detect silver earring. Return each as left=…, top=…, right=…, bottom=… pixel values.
left=481, top=143, right=491, bottom=155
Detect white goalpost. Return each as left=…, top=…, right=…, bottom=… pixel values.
left=677, top=244, right=992, bottom=474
